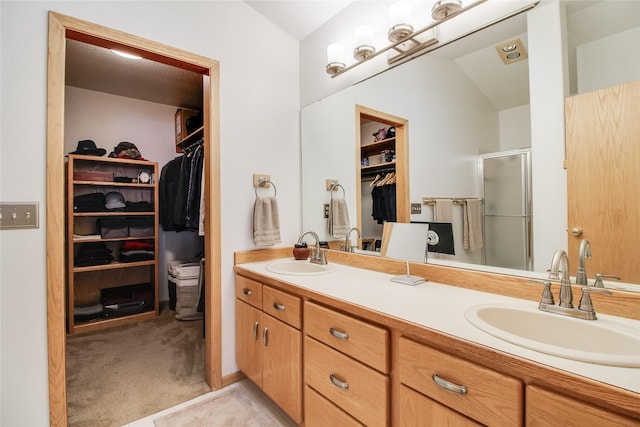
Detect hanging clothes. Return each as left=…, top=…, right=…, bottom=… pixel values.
left=160, top=140, right=204, bottom=231
left=370, top=172, right=396, bottom=224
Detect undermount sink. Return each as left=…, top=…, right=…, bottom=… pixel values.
left=465, top=303, right=640, bottom=368
left=265, top=259, right=335, bottom=276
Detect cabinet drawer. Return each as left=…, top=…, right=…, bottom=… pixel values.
left=263, top=285, right=301, bottom=329
left=399, top=337, right=523, bottom=427
left=305, top=385, right=364, bottom=427
left=235, top=275, right=262, bottom=309
left=399, top=384, right=481, bottom=427
left=305, top=336, right=389, bottom=427
left=526, top=385, right=638, bottom=427
left=304, top=301, right=389, bottom=373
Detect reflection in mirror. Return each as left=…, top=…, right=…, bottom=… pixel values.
left=301, top=1, right=640, bottom=291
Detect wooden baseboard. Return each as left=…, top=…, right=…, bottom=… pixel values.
left=221, top=370, right=246, bottom=389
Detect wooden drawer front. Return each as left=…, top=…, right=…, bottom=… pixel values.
left=305, top=385, right=364, bottom=427
left=399, top=337, right=523, bottom=427
left=305, top=336, right=389, bottom=427
left=263, top=285, right=301, bottom=329
left=399, top=384, right=482, bottom=427
left=526, top=385, right=638, bottom=427
left=235, top=275, right=263, bottom=309
left=304, top=301, right=389, bottom=373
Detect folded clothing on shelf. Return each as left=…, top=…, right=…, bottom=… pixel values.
left=74, top=241, right=114, bottom=267
left=101, top=283, right=154, bottom=318
left=99, top=217, right=129, bottom=239
left=74, top=192, right=106, bottom=212
left=126, top=201, right=153, bottom=212
left=128, top=217, right=154, bottom=237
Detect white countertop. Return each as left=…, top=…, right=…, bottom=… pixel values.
left=237, top=258, right=640, bottom=394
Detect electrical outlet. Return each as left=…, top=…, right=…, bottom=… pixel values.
left=0, top=203, right=39, bottom=229
left=326, top=179, right=339, bottom=191
left=324, top=203, right=329, bottom=218
left=411, top=203, right=422, bottom=214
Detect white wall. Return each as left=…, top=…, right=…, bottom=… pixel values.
left=0, top=1, right=300, bottom=425
left=499, top=104, right=531, bottom=151
left=576, top=26, right=640, bottom=94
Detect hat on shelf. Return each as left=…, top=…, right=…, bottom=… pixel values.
left=109, top=141, right=142, bottom=160
left=69, top=140, right=106, bottom=156
left=105, top=191, right=126, bottom=210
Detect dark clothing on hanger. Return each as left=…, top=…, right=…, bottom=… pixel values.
left=371, top=182, right=396, bottom=224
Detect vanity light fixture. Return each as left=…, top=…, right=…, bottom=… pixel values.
left=325, top=0, right=492, bottom=77
left=354, top=25, right=376, bottom=60
left=111, top=49, right=142, bottom=60
left=388, top=1, right=414, bottom=43
left=326, top=43, right=346, bottom=76
left=431, top=0, right=463, bottom=21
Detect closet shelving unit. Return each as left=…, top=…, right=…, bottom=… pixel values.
left=176, top=126, right=204, bottom=151
left=361, top=136, right=396, bottom=173
left=66, top=154, right=159, bottom=334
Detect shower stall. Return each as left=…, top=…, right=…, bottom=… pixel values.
left=480, top=149, right=532, bottom=270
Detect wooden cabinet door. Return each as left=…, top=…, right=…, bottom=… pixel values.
left=235, top=299, right=262, bottom=387
left=565, top=80, right=640, bottom=284
left=262, top=313, right=302, bottom=424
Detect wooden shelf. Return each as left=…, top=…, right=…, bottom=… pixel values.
left=361, top=161, right=396, bottom=171
left=73, top=235, right=156, bottom=244
left=73, top=310, right=156, bottom=334
left=73, top=211, right=154, bottom=217
left=73, top=181, right=155, bottom=188
left=73, top=260, right=155, bottom=273
left=176, top=125, right=204, bottom=148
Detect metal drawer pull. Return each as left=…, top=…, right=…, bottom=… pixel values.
left=273, top=302, right=285, bottom=311
left=329, top=327, right=349, bottom=340
left=252, top=321, right=259, bottom=340
left=262, top=327, right=269, bottom=347
left=329, top=374, right=349, bottom=390
left=432, top=374, right=467, bottom=395
left=242, top=288, right=252, bottom=296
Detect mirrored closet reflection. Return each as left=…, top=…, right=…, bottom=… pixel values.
left=63, top=36, right=210, bottom=426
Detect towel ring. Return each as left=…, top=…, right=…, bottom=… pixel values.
left=330, top=183, right=345, bottom=200
left=255, top=178, right=277, bottom=197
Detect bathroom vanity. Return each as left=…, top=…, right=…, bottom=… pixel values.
left=233, top=248, right=639, bottom=426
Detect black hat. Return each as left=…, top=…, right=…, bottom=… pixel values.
left=70, top=140, right=106, bottom=156
left=109, top=141, right=142, bottom=160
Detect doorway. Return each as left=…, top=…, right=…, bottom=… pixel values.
left=356, top=105, right=410, bottom=250
left=46, top=12, right=221, bottom=426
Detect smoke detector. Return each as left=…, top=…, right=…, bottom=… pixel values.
left=496, top=38, right=528, bottom=64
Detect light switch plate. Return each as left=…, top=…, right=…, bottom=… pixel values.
left=0, top=203, right=39, bottom=229
left=324, top=203, right=329, bottom=218
left=411, top=203, right=422, bottom=214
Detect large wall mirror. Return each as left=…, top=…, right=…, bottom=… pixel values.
left=301, top=1, right=640, bottom=290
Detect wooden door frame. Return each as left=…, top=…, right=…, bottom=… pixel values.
left=355, top=105, right=410, bottom=238
left=46, top=12, right=222, bottom=426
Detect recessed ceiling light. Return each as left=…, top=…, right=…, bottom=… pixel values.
left=495, top=38, right=528, bottom=65
left=111, top=49, right=142, bottom=60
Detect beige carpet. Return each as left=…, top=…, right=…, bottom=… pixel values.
left=153, top=380, right=297, bottom=427
left=66, top=305, right=210, bottom=427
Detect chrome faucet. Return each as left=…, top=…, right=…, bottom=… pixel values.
left=297, top=231, right=327, bottom=265
left=538, top=249, right=612, bottom=320
left=342, top=227, right=361, bottom=252
left=549, top=249, right=573, bottom=308
left=576, top=239, right=592, bottom=286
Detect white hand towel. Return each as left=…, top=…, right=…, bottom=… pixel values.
left=328, top=198, right=350, bottom=239
left=463, top=199, right=483, bottom=251
left=253, top=196, right=281, bottom=246
left=434, top=199, right=453, bottom=223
